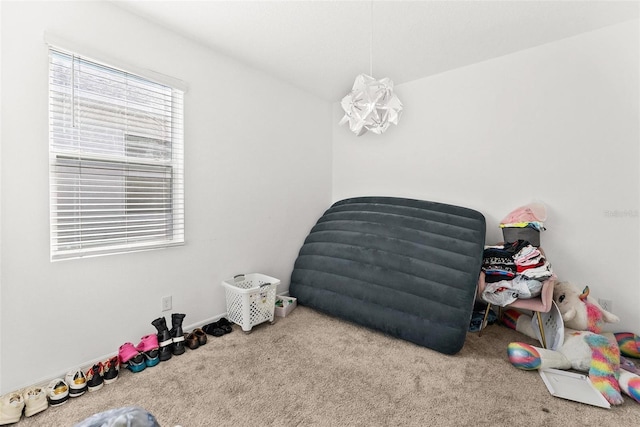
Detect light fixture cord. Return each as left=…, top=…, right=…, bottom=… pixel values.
left=369, top=0, right=373, bottom=77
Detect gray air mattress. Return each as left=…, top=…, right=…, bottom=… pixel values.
left=289, top=197, right=486, bottom=354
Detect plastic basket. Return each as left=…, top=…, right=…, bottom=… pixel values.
left=532, top=300, right=564, bottom=351
left=502, top=227, right=540, bottom=246
left=222, top=273, right=280, bottom=332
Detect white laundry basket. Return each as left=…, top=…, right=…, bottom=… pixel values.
left=222, top=273, right=280, bottom=332
left=532, top=300, right=565, bottom=351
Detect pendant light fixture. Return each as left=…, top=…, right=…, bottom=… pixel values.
left=340, top=1, right=403, bottom=136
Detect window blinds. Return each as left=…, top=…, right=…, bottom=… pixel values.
left=49, top=49, right=184, bottom=260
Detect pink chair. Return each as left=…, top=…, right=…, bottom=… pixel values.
left=477, top=272, right=556, bottom=348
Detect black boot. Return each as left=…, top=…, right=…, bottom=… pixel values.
left=170, top=313, right=186, bottom=355
left=151, top=316, right=173, bottom=362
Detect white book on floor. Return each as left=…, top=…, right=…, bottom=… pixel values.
left=539, top=369, right=611, bottom=409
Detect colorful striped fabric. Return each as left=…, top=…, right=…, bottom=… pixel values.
left=584, top=334, right=623, bottom=405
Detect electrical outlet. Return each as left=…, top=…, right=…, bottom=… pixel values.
left=598, top=298, right=613, bottom=313
left=161, top=296, right=172, bottom=312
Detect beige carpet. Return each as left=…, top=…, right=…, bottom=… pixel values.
left=16, top=306, right=640, bottom=426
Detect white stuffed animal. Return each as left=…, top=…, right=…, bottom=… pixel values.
left=505, top=281, right=640, bottom=405
left=553, top=282, right=619, bottom=332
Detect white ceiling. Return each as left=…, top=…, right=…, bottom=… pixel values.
left=114, top=1, right=639, bottom=101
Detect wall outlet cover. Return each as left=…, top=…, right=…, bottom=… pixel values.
left=598, top=298, right=613, bottom=313
left=162, top=296, right=172, bottom=311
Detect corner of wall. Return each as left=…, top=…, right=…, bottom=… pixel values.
left=0, top=0, right=4, bottom=394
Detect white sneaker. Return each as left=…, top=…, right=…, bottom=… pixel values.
left=65, top=369, right=88, bottom=397
left=0, top=391, right=25, bottom=425
left=23, top=386, right=48, bottom=417
left=46, top=378, right=69, bottom=407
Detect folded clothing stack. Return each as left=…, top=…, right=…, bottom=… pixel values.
left=481, top=240, right=553, bottom=306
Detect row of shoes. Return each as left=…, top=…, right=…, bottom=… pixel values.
left=118, top=313, right=189, bottom=374
left=0, top=354, right=120, bottom=425
left=0, top=387, right=48, bottom=425
left=0, top=315, right=235, bottom=425
left=178, top=316, right=234, bottom=349
left=66, top=356, right=120, bottom=398
left=117, top=314, right=234, bottom=373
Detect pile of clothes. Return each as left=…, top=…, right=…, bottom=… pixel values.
left=481, top=239, right=553, bottom=306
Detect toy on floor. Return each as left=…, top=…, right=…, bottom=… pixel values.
left=505, top=281, right=640, bottom=405
left=554, top=283, right=620, bottom=333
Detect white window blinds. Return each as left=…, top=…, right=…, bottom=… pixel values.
left=49, top=48, right=184, bottom=260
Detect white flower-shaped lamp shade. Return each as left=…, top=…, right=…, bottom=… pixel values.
left=339, top=74, right=403, bottom=136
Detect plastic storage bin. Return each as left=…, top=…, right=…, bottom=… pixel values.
left=275, top=295, right=297, bottom=317
left=502, top=226, right=540, bottom=246
left=222, top=273, right=280, bottom=332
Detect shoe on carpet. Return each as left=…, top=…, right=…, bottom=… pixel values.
left=86, top=362, right=104, bottom=392
left=151, top=316, right=173, bottom=362
left=217, top=317, right=234, bottom=334
left=118, top=342, right=146, bottom=373
left=0, top=391, right=24, bottom=425
left=65, top=369, right=88, bottom=397
left=45, top=378, right=69, bottom=407
left=193, top=328, right=207, bottom=346
left=202, top=321, right=225, bottom=337
left=136, top=334, right=160, bottom=367
left=203, top=318, right=233, bottom=336
left=102, top=356, right=120, bottom=384
left=170, top=313, right=186, bottom=356
left=184, top=331, right=200, bottom=350
left=22, top=386, right=48, bottom=417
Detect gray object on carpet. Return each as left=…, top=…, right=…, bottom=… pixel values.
left=289, top=196, right=486, bottom=354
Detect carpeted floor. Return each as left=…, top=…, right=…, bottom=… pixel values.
left=14, top=306, right=640, bottom=426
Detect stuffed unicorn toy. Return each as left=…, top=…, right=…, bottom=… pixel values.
left=554, top=282, right=620, bottom=333
left=505, top=281, right=640, bottom=405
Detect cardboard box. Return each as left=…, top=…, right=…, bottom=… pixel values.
left=275, top=295, right=297, bottom=317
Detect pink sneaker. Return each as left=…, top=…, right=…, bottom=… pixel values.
left=136, top=334, right=160, bottom=367
left=118, top=342, right=145, bottom=373
left=136, top=334, right=159, bottom=352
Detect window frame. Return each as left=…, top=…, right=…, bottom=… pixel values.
left=48, top=46, right=185, bottom=261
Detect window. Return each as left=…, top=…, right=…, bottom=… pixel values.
left=49, top=48, right=184, bottom=260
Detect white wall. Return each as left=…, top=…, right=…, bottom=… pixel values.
left=0, top=0, right=4, bottom=398
left=333, top=20, right=640, bottom=332
left=0, top=1, right=332, bottom=393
